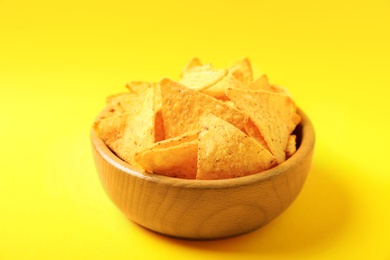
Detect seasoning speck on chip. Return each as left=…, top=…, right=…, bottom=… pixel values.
left=94, top=57, right=301, bottom=180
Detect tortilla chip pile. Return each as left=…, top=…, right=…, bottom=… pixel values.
left=94, top=58, right=301, bottom=180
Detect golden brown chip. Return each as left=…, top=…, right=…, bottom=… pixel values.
left=125, top=81, right=152, bottom=95
left=201, top=73, right=240, bottom=100
left=95, top=87, right=156, bottom=165
left=226, top=88, right=301, bottom=164
left=105, top=93, right=142, bottom=115
left=223, top=100, right=236, bottom=108
left=160, top=78, right=248, bottom=138
left=229, top=57, right=253, bottom=87
left=154, top=110, right=165, bottom=142
left=148, top=130, right=199, bottom=149
left=179, top=65, right=228, bottom=91
left=125, top=81, right=162, bottom=110
left=134, top=131, right=199, bottom=179
left=106, top=92, right=135, bottom=104
left=244, top=119, right=269, bottom=150
left=136, top=140, right=198, bottom=179
left=248, top=75, right=290, bottom=95
left=285, top=134, right=297, bottom=159
left=197, top=114, right=276, bottom=180
left=180, top=57, right=203, bottom=77
left=94, top=112, right=129, bottom=157
left=247, top=75, right=270, bottom=90
left=124, top=81, right=164, bottom=142
left=94, top=93, right=143, bottom=142
left=151, top=83, right=162, bottom=110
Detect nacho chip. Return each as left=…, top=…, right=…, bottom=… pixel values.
left=95, top=92, right=141, bottom=123
left=134, top=131, right=199, bottom=179
left=229, top=57, right=253, bottom=87
left=151, top=130, right=199, bottom=149
left=94, top=112, right=129, bottom=157
left=135, top=140, right=198, bottom=179
left=125, top=81, right=152, bottom=95
left=160, top=78, right=248, bottom=138
left=123, top=87, right=157, bottom=163
left=248, top=75, right=290, bottom=95
left=247, top=75, right=270, bottom=90
left=180, top=57, right=203, bottom=77
left=197, top=114, right=276, bottom=180
left=125, top=81, right=162, bottom=110
left=179, top=65, right=228, bottom=91
left=201, top=73, right=240, bottom=100
left=124, top=81, right=164, bottom=142
left=105, top=93, right=142, bottom=115
left=154, top=110, right=165, bottom=142
left=226, top=88, right=301, bottom=164
left=106, top=92, right=135, bottom=104
left=285, top=134, right=297, bottom=159
left=244, top=119, right=269, bottom=150
left=95, top=87, right=156, bottom=165
left=224, top=100, right=236, bottom=108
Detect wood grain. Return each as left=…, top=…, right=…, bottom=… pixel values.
left=91, top=110, right=315, bottom=240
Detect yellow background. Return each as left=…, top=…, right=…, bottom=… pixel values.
left=1, top=0, right=390, bottom=259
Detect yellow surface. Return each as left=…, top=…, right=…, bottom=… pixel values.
left=1, top=0, right=389, bottom=259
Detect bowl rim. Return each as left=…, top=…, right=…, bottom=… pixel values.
left=91, top=108, right=315, bottom=189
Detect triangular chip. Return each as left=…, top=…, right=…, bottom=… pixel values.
left=285, top=134, right=297, bottom=159
left=160, top=78, right=248, bottom=138
left=180, top=57, right=203, bottom=77
left=197, top=114, right=276, bottom=180
left=106, top=92, right=136, bottom=104
left=124, top=81, right=164, bottom=142
left=104, top=93, right=142, bottom=116
left=94, top=112, right=129, bottom=158
left=121, top=87, right=157, bottom=164
left=244, top=119, right=269, bottom=150
left=151, top=83, right=164, bottom=141
left=226, top=88, right=301, bottom=164
left=247, top=75, right=270, bottom=90
left=229, top=57, right=253, bottom=87
left=148, top=130, right=199, bottom=149
left=134, top=131, right=199, bottom=179
left=152, top=82, right=162, bottom=112
left=201, top=73, right=240, bottom=100
left=154, top=110, right=165, bottom=142
left=248, top=75, right=290, bottom=95
left=95, top=87, right=156, bottom=165
left=125, top=81, right=162, bottom=111
left=179, top=65, right=228, bottom=91
left=125, top=81, right=152, bottom=95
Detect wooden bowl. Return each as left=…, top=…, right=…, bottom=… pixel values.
left=91, top=110, right=315, bottom=240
